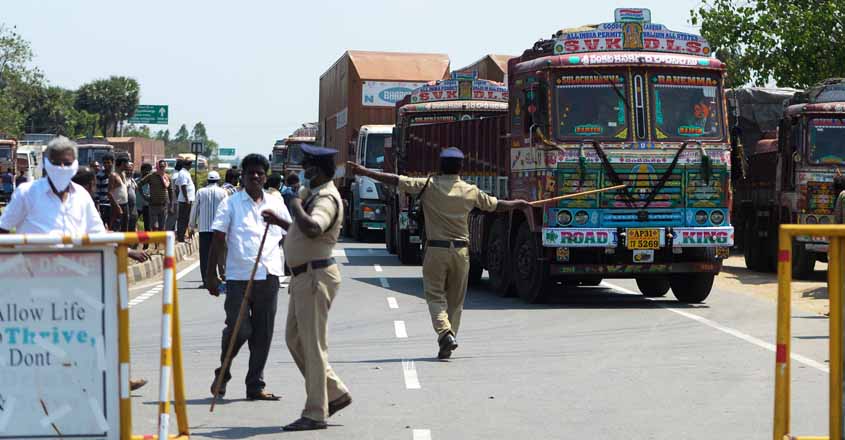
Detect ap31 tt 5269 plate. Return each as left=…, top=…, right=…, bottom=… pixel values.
left=626, top=228, right=663, bottom=250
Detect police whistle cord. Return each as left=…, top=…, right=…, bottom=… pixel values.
left=210, top=222, right=271, bottom=412
left=529, top=184, right=628, bottom=206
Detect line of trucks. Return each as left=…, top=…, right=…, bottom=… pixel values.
left=253, top=7, right=845, bottom=304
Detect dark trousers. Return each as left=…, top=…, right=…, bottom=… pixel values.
left=140, top=206, right=151, bottom=231
left=149, top=205, right=167, bottom=231
left=177, top=202, right=191, bottom=241
left=199, top=232, right=214, bottom=284
left=217, top=275, right=279, bottom=393
left=127, top=204, right=138, bottom=232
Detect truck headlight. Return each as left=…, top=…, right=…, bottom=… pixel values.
left=574, top=210, right=589, bottom=225
left=695, top=210, right=708, bottom=225
left=805, top=215, right=818, bottom=224
left=710, top=210, right=724, bottom=225
left=556, top=210, right=572, bottom=226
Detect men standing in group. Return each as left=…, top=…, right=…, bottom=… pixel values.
left=206, top=154, right=290, bottom=401
left=347, top=147, right=530, bottom=359
left=138, top=159, right=172, bottom=232
left=189, top=171, right=228, bottom=288
left=109, top=156, right=130, bottom=231
left=136, top=163, right=153, bottom=235
left=266, top=145, right=350, bottom=431
left=176, top=158, right=196, bottom=242
left=16, top=169, right=28, bottom=187
left=166, top=160, right=182, bottom=232
left=96, top=153, right=115, bottom=229
left=222, top=168, right=239, bottom=195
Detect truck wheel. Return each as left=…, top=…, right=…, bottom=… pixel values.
left=512, top=222, right=550, bottom=303
left=468, top=255, right=483, bottom=286
left=792, top=241, right=815, bottom=280
left=486, top=218, right=512, bottom=296
left=398, top=229, right=420, bottom=265
left=743, top=219, right=766, bottom=272
left=385, top=212, right=396, bottom=254
left=669, top=273, right=714, bottom=303
left=635, top=277, right=670, bottom=297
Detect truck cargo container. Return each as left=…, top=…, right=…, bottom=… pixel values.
left=107, top=137, right=165, bottom=165
left=454, top=54, right=513, bottom=83
left=731, top=78, right=845, bottom=278
left=318, top=50, right=450, bottom=236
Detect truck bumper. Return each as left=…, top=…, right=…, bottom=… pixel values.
left=550, top=261, right=723, bottom=276
left=362, top=221, right=386, bottom=231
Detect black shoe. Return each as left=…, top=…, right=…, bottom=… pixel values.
left=283, top=417, right=327, bottom=431
left=328, top=393, right=352, bottom=417
left=438, top=332, right=458, bottom=359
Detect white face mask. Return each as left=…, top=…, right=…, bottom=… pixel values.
left=44, top=159, right=79, bottom=192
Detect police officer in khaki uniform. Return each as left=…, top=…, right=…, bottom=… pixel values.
left=348, top=147, right=529, bottom=359
left=264, top=144, right=351, bottom=431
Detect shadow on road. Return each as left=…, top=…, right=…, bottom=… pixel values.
left=190, top=425, right=283, bottom=438
left=352, top=277, right=707, bottom=310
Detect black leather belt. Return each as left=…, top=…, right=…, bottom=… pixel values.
left=427, top=240, right=468, bottom=248
left=290, top=258, right=336, bottom=276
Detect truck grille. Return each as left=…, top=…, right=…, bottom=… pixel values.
left=600, top=165, right=682, bottom=209
left=807, top=181, right=835, bottom=214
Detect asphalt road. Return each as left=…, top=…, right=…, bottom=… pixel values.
left=126, top=242, right=831, bottom=439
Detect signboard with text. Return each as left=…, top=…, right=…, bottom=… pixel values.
left=0, top=248, right=119, bottom=440
left=127, top=105, right=168, bottom=125
left=362, top=81, right=428, bottom=107
left=218, top=147, right=237, bottom=159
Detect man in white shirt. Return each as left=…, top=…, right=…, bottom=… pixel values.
left=189, top=171, right=228, bottom=288
left=206, top=154, right=291, bottom=401
left=0, top=136, right=150, bottom=391
left=176, top=159, right=196, bottom=242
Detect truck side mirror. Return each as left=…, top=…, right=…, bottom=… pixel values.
left=792, top=151, right=802, bottom=164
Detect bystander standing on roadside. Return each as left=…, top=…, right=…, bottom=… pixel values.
left=189, top=171, right=228, bottom=288
left=16, top=170, right=27, bottom=187
left=96, top=153, right=116, bottom=229
left=1, top=168, right=13, bottom=197
left=281, top=173, right=301, bottom=207
left=166, top=160, right=182, bottom=232
left=834, top=175, right=845, bottom=224
left=176, top=158, right=196, bottom=242
left=110, top=156, right=130, bottom=231
left=125, top=161, right=138, bottom=233
left=136, top=163, right=153, bottom=236
left=223, top=168, right=239, bottom=195
left=266, top=174, right=283, bottom=199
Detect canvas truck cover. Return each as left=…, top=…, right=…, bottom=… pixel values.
left=789, top=78, right=845, bottom=105
left=727, top=87, right=799, bottom=156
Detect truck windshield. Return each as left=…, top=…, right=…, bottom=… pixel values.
left=809, top=118, right=845, bottom=164
left=77, top=148, right=112, bottom=166
left=651, top=74, right=722, bottom=140
left=555, top=74, right=628, bottom=140
left=288, top=144, right=304, bottom=166
left=364, top=134, right=389, bottom=169
left=272, top=149, right=287, bottom=165
left=0, top=147, right=10, bottom=160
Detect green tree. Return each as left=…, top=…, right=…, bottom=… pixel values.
left=173, top=124, right=189, bottom=142
left=123, top=124, right=152, bottom=138
left=0, top=23, right=41, bottom=137
left=75, top=76, right=140, bottom=136
left=155, top=129, right=170, bottom=143
left=692, top=0, right=845, bottom=88
left=191, top=121, right=207, bottom=142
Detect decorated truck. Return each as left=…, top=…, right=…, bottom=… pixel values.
left=270, top=122, right=317, bottom=178
left=385, top=72, right=509, bottom=262
left=0, top=139, right=18, bottom=204
left=392, top=9, right=734, bottom=303
left=732, top=79, right=845, bottom=278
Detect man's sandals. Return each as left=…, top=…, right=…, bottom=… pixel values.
left=282, top=394, right=352, bottom=431
left=246, top=390, right=281, bottom=401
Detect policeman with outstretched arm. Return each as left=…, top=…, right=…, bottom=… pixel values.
left=347, top=147, right=530, bottom=359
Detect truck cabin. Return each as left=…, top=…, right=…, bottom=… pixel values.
left=75, top=138, right=114, bottom=167
left=782, top=103, right=845, bottom=167
left=356, top=126, right=392, bottom=171
left=271, top=140, right=287, bottom=170
left=508, top=8, right=729, bottom=231
left=0, top=140, right=15, bottom=168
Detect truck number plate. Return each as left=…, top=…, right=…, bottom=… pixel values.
left=627, top=228, right=660, bottom=250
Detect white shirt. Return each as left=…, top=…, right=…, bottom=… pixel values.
left=189, top=184, right=228, bottom=232
left=211, top=190, right=291, bottom=280
left=176, top=169, right=196, bottom=203
left=0, top=178, right=106, bottom=235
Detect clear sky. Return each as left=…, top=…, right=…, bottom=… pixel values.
left=5, top=0, right=703, bottom=157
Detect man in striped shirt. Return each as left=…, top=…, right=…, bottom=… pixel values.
left=189, top=171, right=229, bottom=287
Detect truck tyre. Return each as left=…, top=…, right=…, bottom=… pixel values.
left=792, top=241, right=815, bottom=280
left=486, top=218, right=512, bottom=296
left=397, top=229, right=420, bottom=265
left=513, top=222, right=550, bottom=303
left=635, top=277, right=670, bottom=297
left=669, top=273, right=714, bottom=303
left=744, top=219, right=767, bottom=272
left=468, top=255, right=483, bottom=286
left=385, top=209, right=397, bottom=254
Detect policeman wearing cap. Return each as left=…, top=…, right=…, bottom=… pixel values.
left=264, top=144, right=351, bottom=431
left=348, top=147, right=530, bottom=359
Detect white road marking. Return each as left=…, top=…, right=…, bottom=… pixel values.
left=402, top=360, right=421, bottom=389
left=380, top=277, right=391, bottom=288
left=601, top=282, right=830, bottom=373
left=374, top=264, right=383, bottom=272
left=128, top=261, right=200, bottom=308
left=387, top=297, right=399, bottom=309
left=394, top=321, right=408, bottom=338
left=413, top=429, right=432, bottom=440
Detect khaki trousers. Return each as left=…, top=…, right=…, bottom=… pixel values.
left=422, top=246, right=470, bottom=337
left=285, top=264, right=349, bottom=422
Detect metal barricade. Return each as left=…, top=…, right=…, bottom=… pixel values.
left=774, top=225, right=845, bottom=440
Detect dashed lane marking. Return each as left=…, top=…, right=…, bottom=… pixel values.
left=374, top=264, right=383, bottom=272
left=387, top=297, right=398, bottom=309
left=413, top=429, right=432, bottom=440
left=394, top=321, right=408, bottom=338
left=601, top=281, right=829, bottom=373
left=402, top=360, right=421, bottom=389
left=128, top=261, right=200, bottom=309
left=379, top=277, right=391, bottom=288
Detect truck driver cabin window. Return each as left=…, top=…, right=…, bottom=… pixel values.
left=651, top=74, right=722, bottom=140
left=809, top=118, right=845, bottom=165
left=555, top=74, right=628, bottom=140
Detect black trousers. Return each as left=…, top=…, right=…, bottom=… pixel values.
left=199, top=232, right=213, bottom=284
left=140, top=206, right=151, bottom=231
left=217, top=275, right=279, bottom=393
left=176, top=202, right=191, bottom=242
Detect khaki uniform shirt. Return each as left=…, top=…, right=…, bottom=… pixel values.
left=399, top=175, right=498, bottom=241
left=283, top=181, right=343, bottom=267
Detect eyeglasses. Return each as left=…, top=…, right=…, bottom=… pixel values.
left=50, top=159, right=75, bottom=166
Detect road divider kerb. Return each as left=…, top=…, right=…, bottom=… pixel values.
left=127, top=239, right=199, bottom=284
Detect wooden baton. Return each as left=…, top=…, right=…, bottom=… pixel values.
left=529, top=183, right=628, bottom=207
